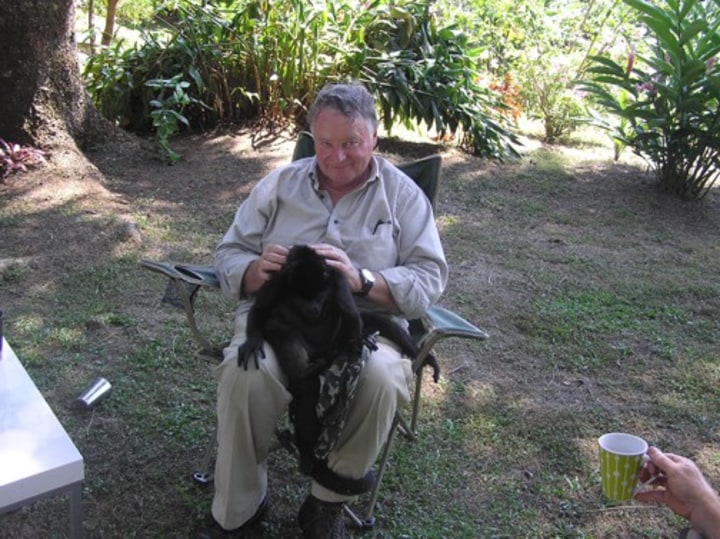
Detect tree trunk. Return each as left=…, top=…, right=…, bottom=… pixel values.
left=0, top=0, right=110, bottom=150
left=88, top=0, right=96, bottom=50
left=101, top=0, right=120, bottom=47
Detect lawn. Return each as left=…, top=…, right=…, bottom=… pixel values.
left=1, top=125, right=718, bottom=538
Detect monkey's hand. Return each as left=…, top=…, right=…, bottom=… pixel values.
left=424, top=353, right=441, bottom=383
left=237, top=339, right=266, bottom=370
left=362, top=331, right=379, bottom=352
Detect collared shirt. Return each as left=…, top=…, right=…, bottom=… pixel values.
left=214, top=155, right=448, bottom=320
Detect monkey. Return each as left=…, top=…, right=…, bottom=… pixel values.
left=237, top=244, right=363, bottom=379
left=236, top=244, right=439, bottom=490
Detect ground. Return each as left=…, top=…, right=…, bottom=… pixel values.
left=1, top=125, right=719, bottom=537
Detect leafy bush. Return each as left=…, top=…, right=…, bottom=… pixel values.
left=448, top=0, right=637, bottom=144
left=519, top=53, right=588, bottom=143
left=83, top=7, right=228, bottom=133
left=146, top=74, right=210, bottom=162
left=581, top=0, right=720, bottom=200
left=356, top=3, right=520, bottom=159
left=76, top=0, right=172, bottom=25
left=82, top=0, right=520, bottom=160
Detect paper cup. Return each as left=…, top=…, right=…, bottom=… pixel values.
left=598, top=432, right=648, bottom=501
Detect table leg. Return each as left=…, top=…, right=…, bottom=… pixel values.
left=69, top=482, right=83, bottom=538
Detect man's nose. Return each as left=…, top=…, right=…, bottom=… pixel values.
left=331, top=147, right=346, bottom=161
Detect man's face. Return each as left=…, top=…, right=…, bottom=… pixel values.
left=311, top=107, right=377, bottom=187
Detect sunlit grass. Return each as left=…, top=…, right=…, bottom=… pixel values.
left=3, top=131, right=718, bottom=537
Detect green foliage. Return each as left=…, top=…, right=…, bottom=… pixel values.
left=81, top=0, right=520, bottom=160
left=520, top=53, right=587, bottom=143
left=581, top=0, right=720, bottom=199
left=76, top=0, right=177, bottom=25
left=83, top=6, right=231, bottom=133
left=357, top=3, right=520, bottom=158
left=222, top=0, right=355, bottom=123
left=146, top=74, right=208, bottom=162
left=444, top=0, right=638, bottom=143
left=517, top=0, right=637, bottom=143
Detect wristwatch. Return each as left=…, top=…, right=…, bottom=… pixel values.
left=356, top=268, right=376, bottom=297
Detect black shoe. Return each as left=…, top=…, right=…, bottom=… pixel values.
left=196, top=495, right=269, bottom=538
left=297, top=495, right=347, bottom=539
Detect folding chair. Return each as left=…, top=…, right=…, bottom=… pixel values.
left=140, top=132, right=489, bottom=529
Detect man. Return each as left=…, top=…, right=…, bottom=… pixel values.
left=201, top=82, right=448, bottom=538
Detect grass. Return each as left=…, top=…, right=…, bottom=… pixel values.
left=1, top=127, right=719, bottom=537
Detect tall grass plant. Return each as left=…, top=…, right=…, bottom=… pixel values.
left=581, top=0, right=720, bottom=199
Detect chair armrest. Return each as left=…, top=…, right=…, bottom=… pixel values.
left=139, top=259, right=223, bottom=358
left=140, top=260, right=219, bottom=288
left=411, top=305, right=489, bottom=375
left=406, top=305, right=489, bottom=434
left=422, top=305, right=489, bottom=342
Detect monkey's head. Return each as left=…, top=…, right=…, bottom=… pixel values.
left=279, top=245, right=335, bottom=318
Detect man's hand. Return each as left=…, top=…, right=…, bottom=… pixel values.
left=309, top=243, right=361, bottom=291
left=243, top=244, right=289, bottom=295
left=635, top=446, right=720, bottom=539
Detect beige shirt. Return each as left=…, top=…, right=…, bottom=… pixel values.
left=215, top=155, right=448, bottom=320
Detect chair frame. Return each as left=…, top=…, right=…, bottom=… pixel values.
left=140, top=132, right=489, bottom=529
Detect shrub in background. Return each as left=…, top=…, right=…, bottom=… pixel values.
left=582, top=0, right=720, bottom=200
left=513, top=0, right=636, bottom=143
left=146, top=73, right=210, bottom=162
left=81, top=0, right=520, bottom=160
left=450, top=0, right=637, bottom=143
left=356, top=2, right=520, bottom=158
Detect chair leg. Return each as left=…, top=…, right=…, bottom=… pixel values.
left=345, top=412, right=402, bottom=529
left=396, top=412, right=415, bottom=441
left=193, top=426, right=217, bottom=485
left=174, top=277, right=218, bottom=356
left=410, top=367, right=424, bottom=435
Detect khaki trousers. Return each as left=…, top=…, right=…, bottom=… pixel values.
left=211, top=310, right=413, bottom=530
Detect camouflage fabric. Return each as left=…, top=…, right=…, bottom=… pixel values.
left=314, top=339, right=375, bottom=459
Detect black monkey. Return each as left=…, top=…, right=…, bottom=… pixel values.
left=237, top=244, right=363, bottom=378
left=237, top=245, right=439, bottom=379
left=237, top=245, right=439, bottom=492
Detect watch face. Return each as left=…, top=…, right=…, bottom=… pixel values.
left=358, top=268, right=375, bottom=297
left=361, top=268, right=376, bottom=285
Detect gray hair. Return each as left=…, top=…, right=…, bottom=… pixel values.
left=307, top=82, right=378, bottom=132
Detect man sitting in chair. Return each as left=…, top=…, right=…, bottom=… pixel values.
left=199, top=82, right=448, bottom=538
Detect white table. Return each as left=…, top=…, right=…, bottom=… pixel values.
left=0, top=338, right=84, bottom=538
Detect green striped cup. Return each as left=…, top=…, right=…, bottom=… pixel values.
left=598, top=433, right=648, bottom=502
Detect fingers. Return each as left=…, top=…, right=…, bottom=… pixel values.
left=637, top=467, right=668, bottom=488
left=309, top=243, right=354, bottom=277
left=638, top=464, right=655, bottom=482
left=257, top=244, right=289, bottom=280
left=262, top=244, right=289, bottom=266
left=309, top=243, right=345, bottom=262
left=254, top=348, right=266, bottom=369
left=647, top=446, right=680, bottom=475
